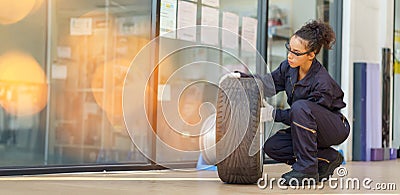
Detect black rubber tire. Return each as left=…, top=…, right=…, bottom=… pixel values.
left=216, top=77, right=263, bottom=184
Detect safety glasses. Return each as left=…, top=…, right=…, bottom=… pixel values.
left=285, top=42, right=312, bottom=56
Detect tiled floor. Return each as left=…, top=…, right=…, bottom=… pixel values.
left=0, top=159, right=399, bottom=194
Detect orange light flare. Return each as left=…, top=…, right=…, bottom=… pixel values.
left=0, top=0, right=37, bottom=25
left=0, top=51, right=48, bottom=116
left=30, top=0, right=44, bottom=14
left=92, top=57, right=156, bottom=129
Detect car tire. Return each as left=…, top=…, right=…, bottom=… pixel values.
left=216, top=77, right=263, bottom=184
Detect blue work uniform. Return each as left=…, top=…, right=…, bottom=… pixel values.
left=262, top=59, right=350, bottom=174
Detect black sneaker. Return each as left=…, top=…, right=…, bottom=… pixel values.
left=281, top=169, right=319, bottom=186
left=318, top=152, right=344, bottom=182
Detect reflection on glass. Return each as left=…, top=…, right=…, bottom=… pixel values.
left=0, top=51, right=48, bottom=116
left=0, top=0, right=46, bottom=167
left=0, top=51, right=47, bottom=162
left=0, top=0, right=265, bottom=168
left=157, top=0, right=258, bottom=163
left=49, top=0, right=151, bottom=165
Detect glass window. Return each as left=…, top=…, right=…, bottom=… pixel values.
left=0, top=1, right=47, bottom=167
left=0, top=0, right=268, bottom=170
left=48, top=0, right=152, bottom=165
left=155, top=0, right=262, bottom=165
left=268, top=0, right=342, bottom=77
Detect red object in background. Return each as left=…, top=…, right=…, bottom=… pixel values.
left=268, top=19, right=282, bottom=27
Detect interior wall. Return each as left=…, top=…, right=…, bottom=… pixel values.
left=341, top=0, right=394, bottom=161
left=269, top=0, right=317, bottom=32
left=292, top=0, right=316, bottom=30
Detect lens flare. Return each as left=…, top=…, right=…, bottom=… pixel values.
left=30, top=0, right=44, bottom=14
left=0, top=0, right=36, bottom=25
left=0, top=51, right=48, bottom=116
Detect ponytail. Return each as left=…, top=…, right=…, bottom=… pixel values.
left=294, top=20, right=336, bottom=55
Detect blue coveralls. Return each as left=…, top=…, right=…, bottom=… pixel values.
left=262, top=59, right=350, bottom=174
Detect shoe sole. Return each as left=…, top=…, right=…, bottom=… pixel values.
left=319, top=154, right=344, bottom=181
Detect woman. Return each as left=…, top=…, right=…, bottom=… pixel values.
left=236, top=20, right=350, bottom=185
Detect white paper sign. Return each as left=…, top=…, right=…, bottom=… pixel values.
left=202, top=0, right=219, bottom=7
left=177, top=1, right=197, bottom=42
left=201, top=7, right=219, bottom=45
left=85, top=102, right=98, bottom=115
left=57, top=46, right=71, bottom=59
left=52, top=65, right=67, bottom=79
left=70, top=18, right=92, bottom=36
left=222, top=12, right=239, bottom=49
left=160, top=0, right=177, bottom=38
left=241, top=17, right=258, bottom=51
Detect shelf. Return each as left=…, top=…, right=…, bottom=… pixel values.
left=270, top=34, right=290, bottom=41
left=74, top=88, right=104, bottom=92
left=268, top=25, right=292, bottom=40
left=55, top=120, right=77, bottom=124
left=55, top=144, right=100, bottom=149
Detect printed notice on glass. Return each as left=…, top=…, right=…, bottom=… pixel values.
left=160, top=0, right=177, bottom=38
left=70, top=18, right=92, bottom=36
left=202, top=0, right=219, bottom=7
left=177, top=1, right=197, bottom=42
left=57, top=46, right=71, bottom=59
left=241, top=17, right=258, bottom=52
left=52, top=64, right=67, bottom=79
left=201, top=6, right=219, bottom=45
left=222, top=12, right=239, bottom=49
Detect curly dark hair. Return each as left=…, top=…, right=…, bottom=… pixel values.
left=294, top=20, right=336, bottom=55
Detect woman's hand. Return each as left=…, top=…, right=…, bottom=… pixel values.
left=260, top=99, right=274, bottom=122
